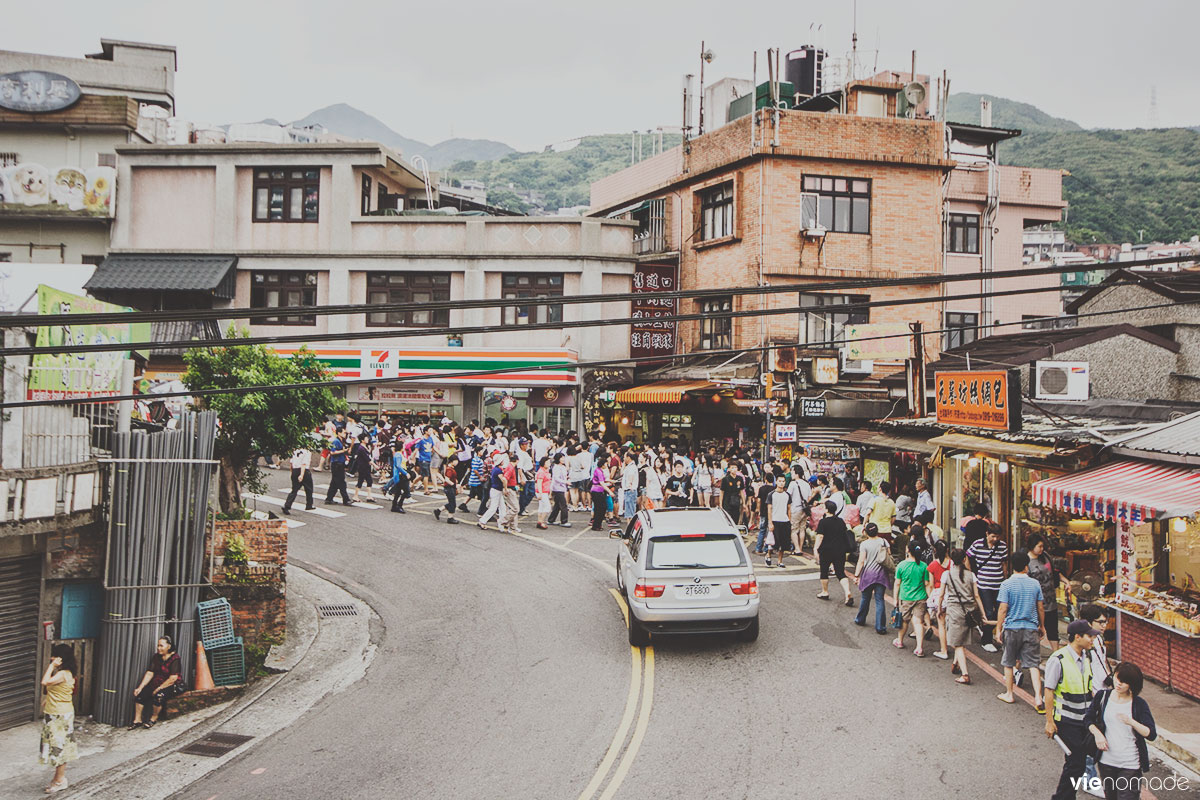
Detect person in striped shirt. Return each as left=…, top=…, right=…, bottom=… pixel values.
left=967, top=522, right=1010, bottom=653
left=464, top=445, right=488, bottom=515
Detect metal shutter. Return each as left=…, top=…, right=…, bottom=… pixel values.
left=794, top=423, right=858, bottom=447
left=0, top=555, right=41, bottom=730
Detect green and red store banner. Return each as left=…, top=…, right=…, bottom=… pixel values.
left=273, top=347, right=579, bottom=386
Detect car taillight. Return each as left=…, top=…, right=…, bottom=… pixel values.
left=730, top=577, right=758, bottom=596
left=634, top=579, right=665, bottom=599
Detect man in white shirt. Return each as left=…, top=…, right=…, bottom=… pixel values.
left=620, top=451, right=639, bottom=520
left=282, top=447, right=314, bottom=514
left=532, top=431, right=551, bottom=463
left=788, top=465, right=813, bottom=551
left=794, top=446, right=816, bottom=480
left=855, top=480, right=876, bottom=520
left=914, top=478, right=936, bottom=524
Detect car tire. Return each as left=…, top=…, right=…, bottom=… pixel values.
left=739, top=615, right=760, bottom=643
left=615, top=556, right=624, bottom=593
left=628, top=610, right=650, bottom=646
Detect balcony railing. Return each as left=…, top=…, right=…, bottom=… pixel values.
left=20, top=366, right=117, bottom=468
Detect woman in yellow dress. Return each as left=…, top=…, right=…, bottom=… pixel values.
left=39, top=643, right=79, bottom=793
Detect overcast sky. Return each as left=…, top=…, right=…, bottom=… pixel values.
left=5, top=0, right=1198, bottom=151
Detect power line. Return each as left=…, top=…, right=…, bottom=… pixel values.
left=0, top=276, right=1152, bottom=358
left=1, top=251, right=1191, bottom=330
left=5, top=294, right=1197, bottom=410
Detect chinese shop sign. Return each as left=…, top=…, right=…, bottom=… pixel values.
left=0, top=71, right=81, bottom=113
left=630, top=262, right=677, bottom=360
left=934, top=369, right=1021, bottom=432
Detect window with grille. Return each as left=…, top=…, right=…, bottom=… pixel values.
left=698, top=182, right=734, bottom=241
left=947, top=213, right=980, bottom=254
left=361, top=173, right=372, bottom=215
left=502, top=273, right=563, bottom=325
left=366, top=273, right=450, bottom=327
left=800, top=176, right=871, bottom=234
left=253, top=168, right=320, bottom=222
left=944, top=312, right=978, bottom=350
left=799, top=293, right=869, bottom=346
left=96, top=153, right=117, bottom=168
left=250, top=271, right=318, bottom=325
left=699, top=296, right=733, bottom=350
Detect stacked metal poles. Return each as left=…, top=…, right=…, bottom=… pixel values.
left=93, top=411, right=217, bottom=727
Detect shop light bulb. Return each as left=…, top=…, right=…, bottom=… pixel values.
left=1173, top=517, right=1188, bottom=533
left=968, top=457, right=980, bottom=468
left=621, top=416, right=630, bottom=425
left=998, top=461, right=1009, bottom=474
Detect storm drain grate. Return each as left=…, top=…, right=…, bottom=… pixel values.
left=179, top=731, right=254, bottom=758
left=317, top=603, right=359, bottom=618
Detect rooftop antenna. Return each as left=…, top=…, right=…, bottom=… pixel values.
left=851, top=0, right=858, bottom=81
left=1148, top=85, right=1160, bottom=128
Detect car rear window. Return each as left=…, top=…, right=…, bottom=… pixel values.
left=647, top=534, right=745, bottom=569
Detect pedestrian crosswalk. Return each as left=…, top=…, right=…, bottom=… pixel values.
left=270, top=488, right=380, bottom=510
left=242, top=492, right=345, bottom=518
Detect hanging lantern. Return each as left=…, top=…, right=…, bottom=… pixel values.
left=712, top=394, right=723, bottom=404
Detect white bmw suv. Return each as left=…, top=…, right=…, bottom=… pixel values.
left=612, top=507, right=760, bottom=645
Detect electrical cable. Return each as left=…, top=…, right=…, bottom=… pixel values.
left=1, top=250, right=1193, bottom=330
left=1, top=268, right=1187, bottom=358
left=6, top=293, right=1199, bottom=410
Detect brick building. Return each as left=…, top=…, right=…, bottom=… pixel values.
left=590, top=84, right=954, bottom=448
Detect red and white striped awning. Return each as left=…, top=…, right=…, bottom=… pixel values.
left=1031, top=460, right=1200, bottom=523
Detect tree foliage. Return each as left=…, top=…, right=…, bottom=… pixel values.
left=183, top=330, right=343, bottom=511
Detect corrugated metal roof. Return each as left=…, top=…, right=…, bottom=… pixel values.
left=150, top=320, right=222, bottom=356
left=1108, top=410, right=1200, bottom=460
left=84, top=255, right=237, bottom=297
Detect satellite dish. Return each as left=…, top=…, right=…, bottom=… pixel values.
left=903, top=81, right=927, bottom=106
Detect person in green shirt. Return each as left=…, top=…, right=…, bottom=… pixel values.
left=892, top=540, right=933, bottom=657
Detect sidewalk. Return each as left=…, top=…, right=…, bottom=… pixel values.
left=0, top=564, right=342, bottom=799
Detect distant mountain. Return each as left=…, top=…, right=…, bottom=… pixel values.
left=285, top=103, right=516, bottom=169
left=944, top=92, right=1083, bottom=133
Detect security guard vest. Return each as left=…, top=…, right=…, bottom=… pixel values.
left=1050, top=645, right=1093, bottom=724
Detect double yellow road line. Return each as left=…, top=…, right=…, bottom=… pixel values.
left=577, top=591, right=655, bottom=800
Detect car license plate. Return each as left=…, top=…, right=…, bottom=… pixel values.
left=676, top=583, right=715, bottom=599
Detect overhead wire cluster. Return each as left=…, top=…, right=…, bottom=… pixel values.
left=1, top=252, right=1195, bottom=409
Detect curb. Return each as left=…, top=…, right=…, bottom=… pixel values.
left=1150, top=732, right=1200, bottom=777
left=60, top=563, right=354, bottom=799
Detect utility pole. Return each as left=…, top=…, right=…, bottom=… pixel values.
left=907, top=321, right=926, bottom=417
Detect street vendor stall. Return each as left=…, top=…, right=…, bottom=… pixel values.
left=1032, top=460, right=1200, bottom=700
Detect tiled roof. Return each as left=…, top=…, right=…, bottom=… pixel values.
left=85, top=254, right=237, bottom=298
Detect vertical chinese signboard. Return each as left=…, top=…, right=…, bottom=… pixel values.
left=933, top=369, right=1022, bottom=432
left=630, top=262, right=677, bottom=361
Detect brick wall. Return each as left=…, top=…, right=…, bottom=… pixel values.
left=48, top=526, right=105, bottom=579
left=208, top=519, right=288, bottom=569
left=1118, top=611, right=1200, bottom=701
left=206, top=519, right=288, bottom=646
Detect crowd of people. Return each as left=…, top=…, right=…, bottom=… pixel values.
left=266, top=412, right=1164, bottom=799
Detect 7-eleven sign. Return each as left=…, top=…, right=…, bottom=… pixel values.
left=365, top=349, right=399, bottom=379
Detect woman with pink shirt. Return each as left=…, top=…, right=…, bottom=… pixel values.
left=535, top=457, right=552, bottom=530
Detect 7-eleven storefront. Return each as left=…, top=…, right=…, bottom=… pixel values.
left=276, top=347, right=580, bottom=429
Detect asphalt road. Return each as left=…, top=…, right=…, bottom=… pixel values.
left=172, top=472, right=1195, bottom=800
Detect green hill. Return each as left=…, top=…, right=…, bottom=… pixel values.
left=443, top=133, right=681, bottom=213
left=944, top=92, right=1082, bottom=132
left=1002, top=128, right=1200, bottom=244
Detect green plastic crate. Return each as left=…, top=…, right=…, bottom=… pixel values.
left=208, top=637, right=245, bottom=687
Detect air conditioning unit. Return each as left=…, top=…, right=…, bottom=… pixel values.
left=1036, top=361, right=1089, bottom=401
left=841, top=350, right=874, bottom=375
